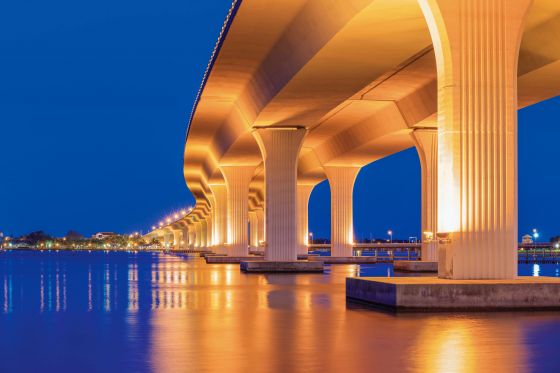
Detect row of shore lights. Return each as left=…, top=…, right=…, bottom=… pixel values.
left=151, top=207, right=193, bottom=231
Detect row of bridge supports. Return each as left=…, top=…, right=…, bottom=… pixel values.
left=154, top=125, right=439, bottom=265
left=154, top=0, right=534, bottom=281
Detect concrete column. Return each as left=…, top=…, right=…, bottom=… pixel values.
left=194, top=221, right=202, bottom=248
left=419, top=0, right=532, bottom=279
left=163, top=233, right=173, bottom=250
left=206, top=214, right=213, bottom=248
left=248, top=211, right=259, bottom=250
left=181, top=227, right=189, bottom=249
left=188, top=225, right=195, bottom=249
left=172, top=229, right=182, bottom=250
left=200, top=219, right=208, bottom=248
left=254, top=127, right=306, bottom=261
left=297, top=184, right=314, bottom=255
left=221, top=165, right=257, bottom=257
left=412, top=129, right=438, bottom=262
left=325, top=166, right=360, bottom=257
left=255, top=207, right=265, bottom=250
left=209, top=184, right=228, bottom=254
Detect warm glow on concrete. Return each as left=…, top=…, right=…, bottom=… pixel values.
left=221, top=165, right=257, bottom=257
left=143, top=0, right=560, bottom=279
left=412, top=128, right=438, bottom=262
left=172, top=230, right=182, bottom=250
left=325, top=166, right=360, bottom=257
left=254, top=127, right=307, bottom=261
left=420, top=0, right=533, bottom=279
left=297, top=184, right=315, bottom=255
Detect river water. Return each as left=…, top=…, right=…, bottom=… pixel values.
left=1, top=250, right=559, bottom=373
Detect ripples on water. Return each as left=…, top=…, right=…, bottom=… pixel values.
left=1, top=251, right=560, bottom=373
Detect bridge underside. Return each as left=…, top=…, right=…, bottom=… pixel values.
left=147, top=0, right=560, bottom=281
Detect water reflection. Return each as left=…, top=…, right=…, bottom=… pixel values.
left=533, top=263, right=541, bottom=276
left=409, top=317, right=529, bottom=373
left=0, top=251, right=560, bottom=372
left=3, top=273, right=11, bottom=313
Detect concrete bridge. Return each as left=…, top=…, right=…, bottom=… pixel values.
left=146, top=0, right=560, bottom=302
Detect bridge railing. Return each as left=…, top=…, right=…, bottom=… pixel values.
left=307, top=242, right=560, bottom=263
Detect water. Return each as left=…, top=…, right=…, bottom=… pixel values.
left=1, top=251, right=560, bottom=373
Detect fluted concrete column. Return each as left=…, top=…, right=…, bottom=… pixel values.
left=163, top=233, right=173, bottom=249
left=297, top=184, right=314, bottom=255
left=188, top=225, right=195, bottom=249
left=181, top=227, right=189, bottom=249
left=221, top=165, right=257, bottom=257
left=412, top=129, right=438, bottom=262
left=200, top=219, right=208, bottom=248
left=209, top=184, right=228, bottom=254
left=255, top=207, right=265, bottom=249
left=172, top=230, right=182, bottom=250
left=419, top=0, right=532, bottom=279
left=206, top=214, right=213, bottom=247
left=325, top=166, right=360, bottom=257
left=254, top=127, right=306, bottom=261
left=248, top=211, right=259, bottom=250
left=194, top=221, right=202, bottom=248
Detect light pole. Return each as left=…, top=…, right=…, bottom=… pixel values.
left=533, top=228, right=539, bottom=251
left=532, top=228, right=539, bottom=242
left=309, top=232, right=313, bottom=245
left=388, top=229, right=393, bottom=244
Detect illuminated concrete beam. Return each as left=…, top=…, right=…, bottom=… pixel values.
left=221, top=165, right=258, bottom=257
left=297, top=184, right=315, bottom=255
left=254, top=127, right=307, bottom=261
left=412, top=128, right=438, bottom=262
left=419, top=0, right=533, bottom=279
left=325, top=166, right=360, bottom=257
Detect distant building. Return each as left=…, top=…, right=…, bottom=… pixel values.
left=92, top=232, right=117, bottom=240
left=522, top=234, right=533, bottom=244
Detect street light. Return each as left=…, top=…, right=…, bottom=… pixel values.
left=388, top=230, right=393, bottom=243
left=533, top=228, right=539, bottom=243
left=309, top=232, right=313, bottom=245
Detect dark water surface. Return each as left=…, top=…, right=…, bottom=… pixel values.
left=1, top=251, right=560, bottom=373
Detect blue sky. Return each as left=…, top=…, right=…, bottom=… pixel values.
left=0, top=0, right=559, bottom=241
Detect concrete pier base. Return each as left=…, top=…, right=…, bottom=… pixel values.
left=393, top=261, right=437, bottom=273
left=173, top=249, right=213, bottom=255
left=308, top=256, right=378, bottom=264
left=167, top=249, right=214, bottom=257
left=346, top=276, right=560, bottom=311
left=205, top=256, right=263, bottom=264
left=297, top=254, right=319, bottom=260
left=240, top=260, right=324, bottom=273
